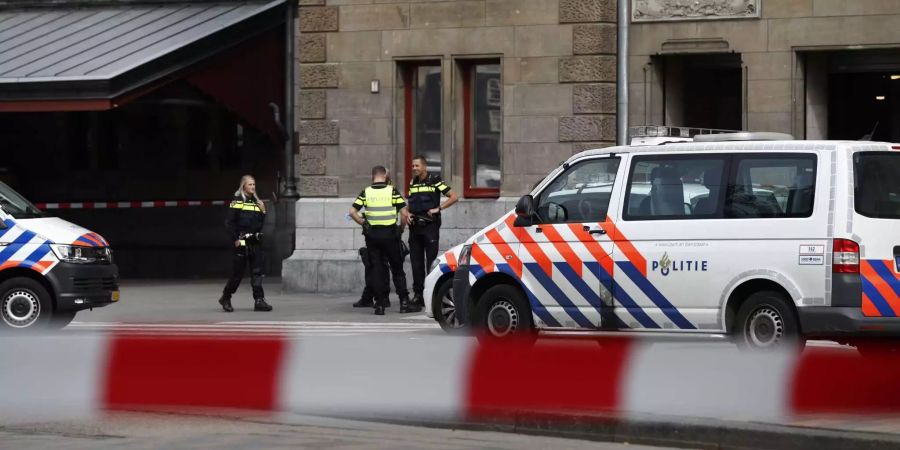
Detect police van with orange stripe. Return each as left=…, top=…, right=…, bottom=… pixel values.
left=424, top=127, right=900, bottom=352
left=0, top=181, right=119, bottom=330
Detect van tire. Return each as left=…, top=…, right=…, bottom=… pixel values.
left=474, top=284, right=534, bottom=343
left=0, top=277, right=53, bottom=330
left=734, top=290, right=805, bottom=351
left=433, top=279, right=464, bottom=334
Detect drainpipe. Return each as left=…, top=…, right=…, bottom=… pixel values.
left=616, top=0, right=630, bottom=145
left=281, top=0, right=300, bottom=199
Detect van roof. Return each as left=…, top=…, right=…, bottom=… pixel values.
left=567, top=140, right=899, bottom=165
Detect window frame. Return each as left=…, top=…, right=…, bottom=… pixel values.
left=401, top=61, right=443, bottom=197
left=623, top=153, right=731, bottom=221
left=461, top=59, right=502, bottom=198
left=534, top=156, right=622, bottom=225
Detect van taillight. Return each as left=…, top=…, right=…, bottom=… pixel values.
left=833, top=239, right=860, bottom=273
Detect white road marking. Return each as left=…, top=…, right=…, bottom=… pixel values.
left=69, top=321, right=440, bottom=337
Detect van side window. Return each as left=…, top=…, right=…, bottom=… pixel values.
left=726, top=155, right=816, bottom=219
left=536, top=158, right=620, bottom=224
left=624, top=156, right=727, bottom=220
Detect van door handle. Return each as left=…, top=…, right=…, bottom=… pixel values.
left=589, top=229, right=607, bottom=235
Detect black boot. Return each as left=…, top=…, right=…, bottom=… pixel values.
left=412, top=293, right=425, bottom=307
left=254, top=298, right=273, bottom=312
left=353, top=297, right=374, bottom=308
left=399, top=296, right=421, bottom=314
left=218, top=295, right=233, bottom=313
left=374, top=304, right=385, bottom=315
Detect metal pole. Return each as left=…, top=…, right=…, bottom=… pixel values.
left=616, top=0, right=629, bottom=145
left=281, top=0, right=300, bottom=198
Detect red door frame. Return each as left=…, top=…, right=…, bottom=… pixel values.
left=401, top=61, right=441, bottom=196
left=461, top=60, right=501, bottom=199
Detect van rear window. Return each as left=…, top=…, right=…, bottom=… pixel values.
left=855, top=152, right=900, bottom=219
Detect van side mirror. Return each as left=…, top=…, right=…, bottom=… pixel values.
left=514, top=195, right=535, bottom=227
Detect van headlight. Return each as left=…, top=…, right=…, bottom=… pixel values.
left=458, top=245, right=472, bottom=267
left=50, top=244, right=112, bottom=264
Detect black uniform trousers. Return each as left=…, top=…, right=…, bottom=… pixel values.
left=365, top=227, right=408, bottom=307
left=223, top=243, right=265, bottom=300
left=360, top=246, right=407, bottom=301
left=408, top=220, right=440, bottom=296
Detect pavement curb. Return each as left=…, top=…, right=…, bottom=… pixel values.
left=351, top=412, right=900, bottom=450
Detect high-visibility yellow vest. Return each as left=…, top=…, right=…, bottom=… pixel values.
left=363, top=186, right=398, bottom=226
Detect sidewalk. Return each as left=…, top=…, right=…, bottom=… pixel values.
left=74, top=278, right=430, bottom=324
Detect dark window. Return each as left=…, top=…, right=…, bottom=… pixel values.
left=855, top=152, right=900, bottom=219
left=536, top=158, right=620, bottom=224
left=624, top=155, right=727, bottom=220
left=462, top=59, right=501, bottom=197
left=402, top=62, right=443, bottom=193
left=726, top=155, right=816, bottom=219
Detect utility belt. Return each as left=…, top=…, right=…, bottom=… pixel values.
left=238, top=232, right=263, bottom=246
left=362, top=222, right=401, bottom=239
left=410, top=213, right=439, bottom=228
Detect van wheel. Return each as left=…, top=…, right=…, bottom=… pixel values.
left=433, top=279, right=464, bottom=333
left=50, top=311, right=77, bottom=329
left=475, top=284, right=534, bottom=343
left=0, top=277, right=52, bottom=330
left=734, top=291, right=805, bottom=351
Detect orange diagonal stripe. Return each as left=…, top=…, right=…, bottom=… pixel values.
left=566, top=223, right=615, bottom=276
left=861, top=261, right=900, bottom=316
left=505, top=214, right=553, bottom=276
left=539, top=224, right=582, bottom=277
left=601, top=218, right=646, bottom=277
left=471, top=244, right=496, bottom=274
left=485, top=228, right=522, bottom=278
left=444, top=252, right=458, bottom=271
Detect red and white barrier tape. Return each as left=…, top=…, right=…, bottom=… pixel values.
left=35, top=200, right=229, bottom=210
left=3, top=333, right=900, bottom=423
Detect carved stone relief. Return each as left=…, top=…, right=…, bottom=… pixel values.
left=632, top=0, right=759, bottom=22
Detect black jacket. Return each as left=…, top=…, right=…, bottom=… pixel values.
left=225, top=195, right=265, bottom=241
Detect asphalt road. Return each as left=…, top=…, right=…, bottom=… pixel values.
left=0, top=411, right=681, bottom=450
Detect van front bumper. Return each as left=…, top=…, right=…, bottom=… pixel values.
left=799, top=307, right=900, bottom=338
left=46, top=263, right=120, bottom=312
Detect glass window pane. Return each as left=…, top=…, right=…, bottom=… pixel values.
left=414, top=66, right=442, bottom=176
left=472, top=63, right=501, bottom=188
left=625, top=156, right=726, bottom=220
left=537, top=158, right=620, bottom=224
left=855, top=152, right=900, bottom=219
left=727, top=155, right=816, bottom=219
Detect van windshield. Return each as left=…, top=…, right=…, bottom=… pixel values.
left=855, top=152, right=900, bottom=219
left=0, top=181, right=45, bottom=219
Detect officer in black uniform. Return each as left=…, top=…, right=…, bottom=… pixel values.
left=218, top=175, right=273, bottom=312
left=349, top=166, right=411, bottom=315
left=405, top=154, right=458, bottom=311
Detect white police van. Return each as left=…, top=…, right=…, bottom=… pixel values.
left=0, top=181, right=119, bottom=330
left=424, top=127, right=900, bottom=351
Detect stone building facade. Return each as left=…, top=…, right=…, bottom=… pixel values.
left=285, top=0, right=618, bottom=291
left=628, top=0, right=900, bottom=141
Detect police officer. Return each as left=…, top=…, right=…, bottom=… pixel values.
left=353, top=172, right=410, bottom=308
left=218, top=175, right=273, bottom=312
left=349, top=166, right=411, bottom=315
left=404, top=155, right=458, bottom=311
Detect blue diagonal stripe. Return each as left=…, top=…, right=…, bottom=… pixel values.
left=0, top=219, right=15, bottom=240
left=0, top=229, right=36, bottom=264
left=556, top=262, right=604, bottom=325
left=525, top=262, right=594, bottom=329
left=610, top=279, right=660, bottom=329
left=869, top=260, right=900, bottom=308
left=617, top=261, right=696, bottom=330
left=494, top=263, right=561, bottom=328
left=470, top=264, right=486, bottom=280
left=20, top=244, right=51, bottom=270
left=862, top=276, right=897, bottom=317
left=584, top=262, right=613, bottom=294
